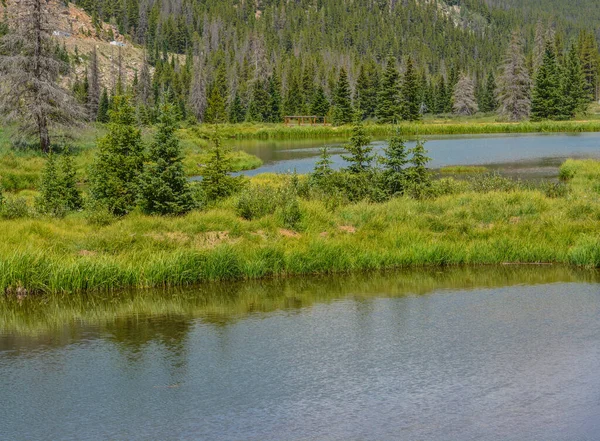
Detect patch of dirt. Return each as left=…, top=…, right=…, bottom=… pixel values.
left=78, top=249, right=98, bottom=257
left=339, top=225, right=357, bottom=234
left=194, top=231, right=234, bottom=248
left=279, top=229, right=301, bottom=238
left=320, top=231, right=329, bottom=238
left=509, top=217, right=521, bottom=224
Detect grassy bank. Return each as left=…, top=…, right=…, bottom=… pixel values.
left=2, top=265, right=597, bottom=336
left=2, top=159, right=600, bottom=294
left=190, top=119, right=600, bottom=140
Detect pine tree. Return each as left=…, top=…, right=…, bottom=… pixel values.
left=480, top=72, right=498, bottom=112
left=200, top=132, right=240, bottom=202
left=267, top=74, right=283, bottom=123
left=355, top=62, right=378, bottom=120
left=381, top=134, right=409, bottom=196
left=435, top=76, right=448, bottom=114
left=578, top=30, right=599, bottom=102
left=331, top=67, right=353, bottom=126
left=229, top=91, right=246, bottom=123
left=453, top=74, right=479, bottom=116
left=284, top=71, right=302, bottom=116
left=246, top=79, right=269, bottom=122
left=37, top=152, right=65, bottom=216
left=402, top=57, right=421, bottom=121
left=531, top=41, right=562, bottom=120
left=342, top=114, right=373, bottom=174
left=90, top=95, right=145, bottom=216
left=311, top=85, right=330, bottom=119
left=376, top=55, right=402, bottom=123
left=139, top=102, right=195, bottom=215
left=312, top=147, right=334, bottom=183
left=561, top=44, right=588, bottom=119
left=58, top=147, right=82, bottom=211
left=97, top=88, right=110, bottom=123
left=205, top=64, right=228, bottom=124
left=497, top=32, right=532, bottom=121
left=405, top=140, right=432, bottom=195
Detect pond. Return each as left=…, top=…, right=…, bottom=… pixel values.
left=230, top=132, right=600, bottom=179
left=1, top=266, right=600, bottom=440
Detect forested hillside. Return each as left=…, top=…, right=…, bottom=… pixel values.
left=1, top=0, right=599, bottom=131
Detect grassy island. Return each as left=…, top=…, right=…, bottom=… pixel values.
left=2, top=157, right=600, bottom=295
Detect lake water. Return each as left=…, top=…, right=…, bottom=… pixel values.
left=1, top=266, right=600, bottom=440
left=230, top=132, right=600, bottom=179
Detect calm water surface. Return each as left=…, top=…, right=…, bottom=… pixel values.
left=1, top=267, right=600, bottom=440
left=230, top=132, right=600, bottom=179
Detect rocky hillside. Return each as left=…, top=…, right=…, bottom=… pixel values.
left=2, top=1, right=148, bottom=89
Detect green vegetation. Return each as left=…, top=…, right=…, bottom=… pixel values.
left=3, top=155, right=600, bottom=294
left=441, top=166, right=489, bottom=174
left=2, top=265, right=598, bottom=336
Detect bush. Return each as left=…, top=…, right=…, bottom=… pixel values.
left=468, top=173, right=520, bottom=193
left=559, top=162, right=577, bottom=182
left=280, top=197, right=303, bottom=230
left=236, top=185, right=278, bottom=220
left=84, top=199, right=117, bottom=226
left=544, top=182, right=569, bottom=198
left=0, top=197, right=31, bottom=219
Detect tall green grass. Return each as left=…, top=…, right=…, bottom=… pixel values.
left=2, top=265, right=596, bottom=336
left=2, top=159, right=600, bottom=294
left=191, top=120, right=600, bottom=140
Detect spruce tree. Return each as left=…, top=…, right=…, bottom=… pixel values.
left=377, top=55, right=402, bottom=123
left=402, top=57, right=421, bottom=121
left=59, top=147, right=82, bottom=211
left=331, top=67, right=353, bottom=126
left=311, top=85, right=331, bottom=119
left=97, top=88, right=110, bottom=123
left=37, top=152, right=65, bottom=216
left=267, top=74, right=283, bottom=123
left=90, top=95, right=145, bottom=216
left=342, top=114, right=373, bottom=174
left=229, top=91, right=246, bottom=123
left=561, top=44, right=587, bottom=119
left=312, top=147, right=334, bottom=183
left=284, top=72, right=302, bottom=116
left=480, top=72, right=498, bottom=112
left=246, top=79, right=269, bottom=122
left=381, top=134, right=409, bottom=196
left=205, top=64, right=228, bottom=124
left=200, top=132, right=240, bottom=202
left=435, top=76, right=448, bottom=114
left=405, top=140, right=432, bottom=194
left=531, top=41, right=562, bottom=120
left=139, top=103, right=195, bottom=215
left=355, top=62, right=378, bottom=120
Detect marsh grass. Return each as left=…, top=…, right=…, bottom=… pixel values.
left=2, top=159, right=600, bottom=294
left=440, top=165, right=488, bottom=174
left=2, top=265, right=598, bottom=336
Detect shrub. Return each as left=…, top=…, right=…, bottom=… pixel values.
left=468, top=173, right=520, bottom=193
left=559, top=162, right=577, bottom=182
left=0, top=197, right=31, bottom=219
left=236, top=185, right=278, bottom=220
left=84, top=198, right=117, bottom=226
left=544, top=182, right=569, bottom=198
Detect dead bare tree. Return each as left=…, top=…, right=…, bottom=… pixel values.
left=87, top=46, right=101, bottom=120
left=0, top=0, right=83, bottom=152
